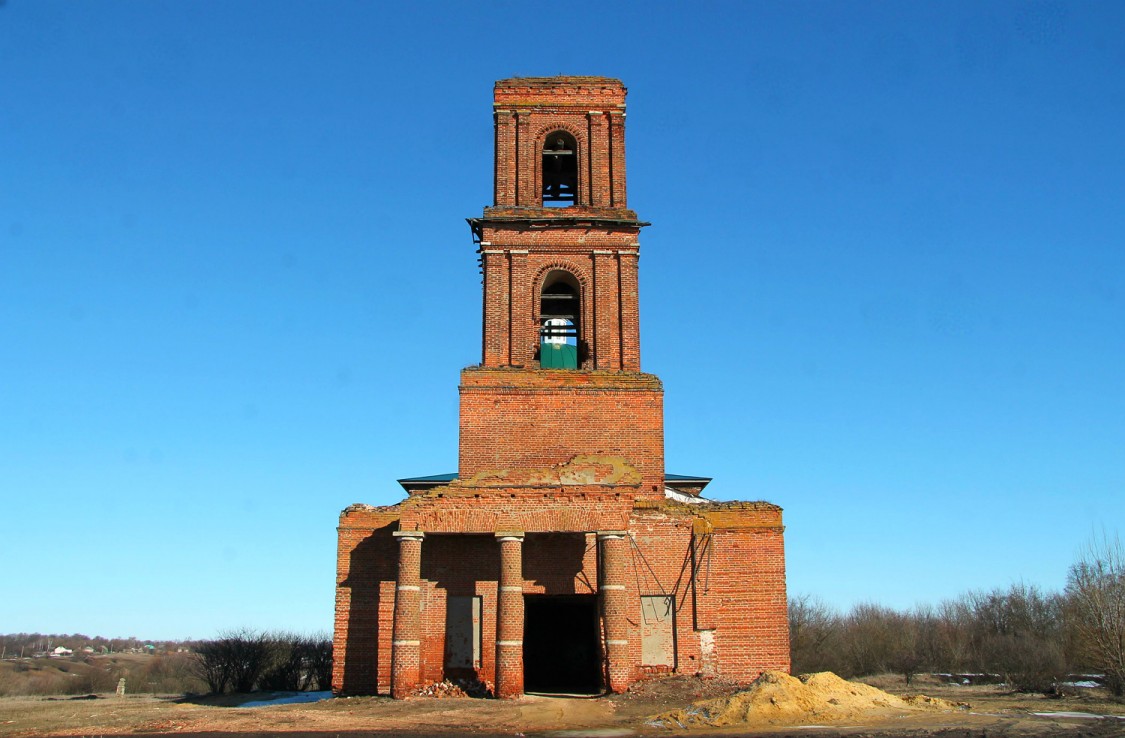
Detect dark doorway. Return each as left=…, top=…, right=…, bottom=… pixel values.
left=523, top=594, right=601, bottom=694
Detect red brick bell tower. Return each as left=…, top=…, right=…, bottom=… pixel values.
left=332, top=77, right=789, bottom=702
left=461, top=77, right=664, bottom=499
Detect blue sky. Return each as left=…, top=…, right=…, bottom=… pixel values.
left=2, top=1, right=1122, bottom=640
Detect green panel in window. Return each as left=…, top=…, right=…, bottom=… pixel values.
left=541, top=343, right=578, bottom=369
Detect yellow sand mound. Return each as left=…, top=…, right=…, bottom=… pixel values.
left=649, top=671, right=964, bottom=729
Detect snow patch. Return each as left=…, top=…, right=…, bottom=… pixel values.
left=1032, top=711, right=1125, bottom=721
left=240, top=691, right=333, bottom=708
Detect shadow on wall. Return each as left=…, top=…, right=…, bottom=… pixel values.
left=524, top=532, right=594, bottom=594
left=339, top=522, right=398, bottom=694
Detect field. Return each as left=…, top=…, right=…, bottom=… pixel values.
left=0, top=654, right=203, bottom=698
left=1, top=672, right=1123, bottom=737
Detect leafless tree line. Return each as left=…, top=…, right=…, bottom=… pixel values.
left=192, top=629, right=332, bottom=694
left=0, top=633, right=192, bottom=658
left=790, top=535, right=1125, bottom=696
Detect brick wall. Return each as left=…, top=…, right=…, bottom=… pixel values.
left=334, top=499, right=789, bottom=695
left=459, top=368, right=664, bottom=493
left=332, top=507, right=399, bottom=694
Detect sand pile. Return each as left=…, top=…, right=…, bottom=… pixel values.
left=648, top=671, right=964, bottom=729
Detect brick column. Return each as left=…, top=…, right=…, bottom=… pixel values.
left=495, top=532, right=525, bottom=698
left=598, top=531, right=631, bottom=692
left=390, top=531, right=424, bottom=699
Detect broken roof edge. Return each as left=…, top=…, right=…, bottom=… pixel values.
left=398, top=472, right=710, bottom=492
left=495, top=76, right=624, bottom=88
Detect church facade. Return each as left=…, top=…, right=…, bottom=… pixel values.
left=332, top=77, right=789, bottom=698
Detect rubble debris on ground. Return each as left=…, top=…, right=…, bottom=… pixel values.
left=647, top=670, right=967, bottom=729
left=613, top=673, right=742, bottom=704
left=413, top=677, right=495, bottom=698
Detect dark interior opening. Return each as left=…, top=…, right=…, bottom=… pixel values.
left=542, top=133, right=577, bottom=207
left=540, top=281, right=579, bottom=344
left=523, top=594, right=601, bottom=694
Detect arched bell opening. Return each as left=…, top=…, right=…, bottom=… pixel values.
left=538, top=271, right=581, bottom=369
left=541, top=131, right=578, bottom=207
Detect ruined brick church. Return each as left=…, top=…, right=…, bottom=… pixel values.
left=332, top=77, right=789, bottom=698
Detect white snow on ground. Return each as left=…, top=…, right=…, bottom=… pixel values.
left=1058, top=681, right=1101, bottom=688
left=1032, top=712, right=1125, bottom=720
left=240, top=691, right=333, bottom=708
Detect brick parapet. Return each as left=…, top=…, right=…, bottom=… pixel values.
left=494, top=76, right=627, bottom=111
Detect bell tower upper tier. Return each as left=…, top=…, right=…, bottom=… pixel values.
left=490, top=76, right=632, bottom=212
left=469, top=77, right=649, bottom=372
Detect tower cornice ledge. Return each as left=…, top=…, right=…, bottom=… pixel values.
left=460, top=366, right=663, bottom=392
left=469, top=209, right=647, bottom=235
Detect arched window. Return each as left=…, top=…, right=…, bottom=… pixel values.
left=542, top=132, right=578, bottom=207
left=539, top=272, right=580, bottom=368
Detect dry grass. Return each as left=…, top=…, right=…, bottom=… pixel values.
left=1, top=673, right=1123, bottom=737
left=0, top=654, right=204, bottom=698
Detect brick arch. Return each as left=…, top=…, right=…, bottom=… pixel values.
left=533, top=262, right=591, bottom=367
left=534, top=122, right=587, bottom=150
left=533, top=261, right=590, bottom=294
left=535, top=123, right=587, bottom=206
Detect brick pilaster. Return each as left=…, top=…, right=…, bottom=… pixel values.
left=516, top=113, right=533, bottom=206
left=495, top=532, right=525, bottom=698
left=494, top=111, right=516, bottom=206
left=599, top=531, right=631, bottom=692
left=509, top=250, right=531, bottom=366
left=618, top=249, right=640, bottom=371
left=587, top=111, right=608, bottom=207
left=390, top=531, right=424, bottom=699
left=481, top=249, right=509, bottom=367
left=608, top=111, right=627, bottom=207
left=593, top=251, right=620, bottom=370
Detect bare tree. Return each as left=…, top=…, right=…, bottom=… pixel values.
left=305, top=636, right=333, bottom=691
left=258, top=633, right=300, bottom=692
left=963, top=583, right=1066, bottom=692
left=1066, top=534, right=1125, bottom=696
left=886, top=609, right=924, bottom=685
left=192, top=628, right=274, bottom=694
left=193, top=638, right=233, bottom=694
left=788, top=594, right=841, bottom=674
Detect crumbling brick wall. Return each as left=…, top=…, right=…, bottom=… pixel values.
left=333, top=499, right=788, bottom=695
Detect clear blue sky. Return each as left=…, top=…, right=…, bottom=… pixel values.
left=2, top=1, right=1122, bottom=640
